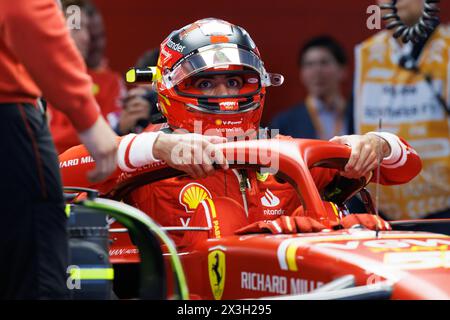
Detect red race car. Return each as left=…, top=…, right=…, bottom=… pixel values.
left=98, top=138, right=450, bottom=300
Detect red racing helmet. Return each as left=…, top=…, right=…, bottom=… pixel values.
left=155, top=18, right=284, bottom=137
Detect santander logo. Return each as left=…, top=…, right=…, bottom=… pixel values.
left=260, top=189, right=280, bottom=208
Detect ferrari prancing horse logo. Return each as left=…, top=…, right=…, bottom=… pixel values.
left=208, top=250, right=226, bottom=300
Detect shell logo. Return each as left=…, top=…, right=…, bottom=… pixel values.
left=179, top=183, right=212, bottom=213
left=215, top=119, right=223, bottom=126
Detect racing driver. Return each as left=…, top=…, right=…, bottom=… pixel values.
left=59, top=18, right=422, bottom=245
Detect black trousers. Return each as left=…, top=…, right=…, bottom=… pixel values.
left=0, top=103, right=69, bottom=299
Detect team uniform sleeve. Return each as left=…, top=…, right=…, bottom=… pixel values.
left=367, top=132, right=422, bottom=185
left=59, top=132, right=162, bottom=192
left=2, top=0, right=99, bottom=131
left=116, top=132, right=162, bottom=172
left=311, top=132, right=422, bottom=189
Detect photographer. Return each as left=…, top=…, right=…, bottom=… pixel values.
left=115, top=49, right=164, bottom=135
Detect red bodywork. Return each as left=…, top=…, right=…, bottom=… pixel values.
left=108, top=139, right=450, bottom=300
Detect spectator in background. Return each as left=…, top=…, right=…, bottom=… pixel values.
left=353, top=0, right=449, bottom=226
left=49, top=0, right=126, bottom=153
left=270, top=36, right=350, bottom=140
left=271, top=36, right=366, bottom=213
left=115, top=48, right=165, bottom=135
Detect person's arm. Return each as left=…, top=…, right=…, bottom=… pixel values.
left=365, top=132, right=422, bottom=185
left=1, top=0, right=119, bottom=182
left=313, top=132, right=422, bottom=190
left=2, top=0, right=99, bottom=131
left=59, top=132, right=229, bottom=192
left=59, top=132, right=161, bottom=192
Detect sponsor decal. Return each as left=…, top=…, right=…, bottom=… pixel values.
left=315, top=238, right=450, bottom=253
left=241, top=272, right=323, bottom=295
left=166, top=38, right=186, bottom=53
left=59, top=156, right=95, bottom=168
left=384, top=251, right=450, bottom=270
left=260, top=189, right=280, bottom=207
left=203, top=198, right=222, bottom=239
left=179, top=183, right=212, bottom=213
left=60, top=159, right=79, bottom=168
left=160, top=42, right=173, bottom=64
left=109, top=248, right=139, bottom=256
left=277, top=234, right=450, bottom=271
left=261, top=189, right=285, bottom=216
left=208, top=250, right=226, bottom=300
left=214, top=119, right=243, bottom=126
left=219, top=101, right=239, bottom=111
left=247, top=77, right=258, bottom=84
left=263, top=209, right=285, bottom=216
left=80, top=156, right=95, bottom=164
left=222, top=120, right=243, bottom=125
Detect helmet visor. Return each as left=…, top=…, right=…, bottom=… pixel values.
left=176, top=68, right=261, bottom=98
left=163, top=45, right=272, bottom=89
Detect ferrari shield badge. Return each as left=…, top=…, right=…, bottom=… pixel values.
left=208, top=250, right=226, bottom=300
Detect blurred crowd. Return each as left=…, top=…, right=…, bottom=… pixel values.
left=51, top=0, right=449, bottom=221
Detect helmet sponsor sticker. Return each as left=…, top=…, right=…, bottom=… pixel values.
left=247, top=77, right=258, bottom=84
left=166, top=38, right=186, bottom=53
left=214, top=119, right=244, bottom=127
left=219, top=101, right=239, bottom=111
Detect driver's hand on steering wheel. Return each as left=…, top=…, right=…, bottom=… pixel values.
left=153, top=133, right=229, bottom=179
left=330, top=134, right=391, bottom=179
